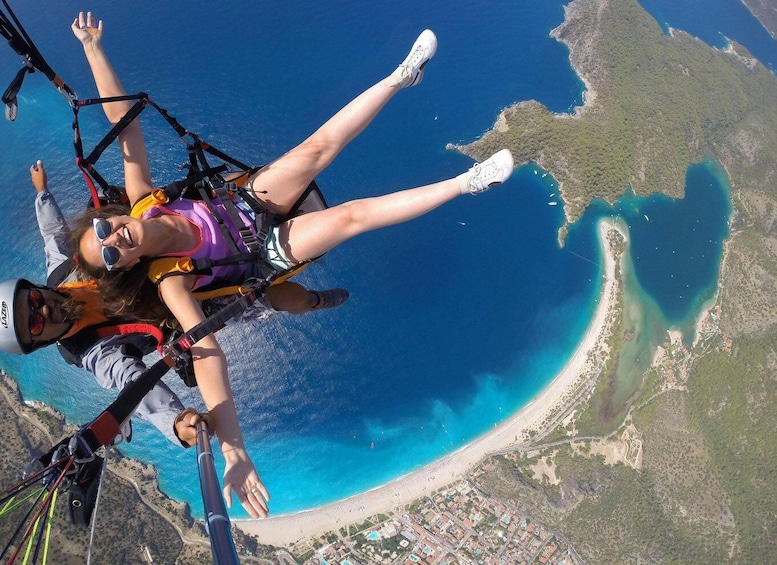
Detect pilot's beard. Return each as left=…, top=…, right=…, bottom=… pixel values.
left=60, top=293, right=86, bottom=323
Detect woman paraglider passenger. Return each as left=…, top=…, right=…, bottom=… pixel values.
left=70, top=11, right=514, bottom=518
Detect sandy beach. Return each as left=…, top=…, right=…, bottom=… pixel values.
left=238, top=218, right=624, bottom=547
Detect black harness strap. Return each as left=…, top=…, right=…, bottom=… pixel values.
left=188, top=140, right=254, bottom=255
left=79, top=94, right=148, bottom=166
left=171, top=139, right=266, bottom=262
left=198, top=140, right=252, bottom=171
left=1, top=0, right=77, bottom=121
left=192, top=183, right=243, bottom=257
left=70, top=91, right=262, bottom=211
left=70, top=94, right=148, bottom=205
left=2, top=63, right=29, bottom=120
left=0, top=1, right=52, bottom=78
left=215, top=182, right=262, bottom=253
left=191, top=252, right=263, bottom=272
left=164, top=165, right=228, bottom=201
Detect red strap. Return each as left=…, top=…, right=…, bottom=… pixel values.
left=88, top=411, right=122, bottom=447
left=76, top=157, right=102, bottom=208
left=94, top=323, right=165, bottom=350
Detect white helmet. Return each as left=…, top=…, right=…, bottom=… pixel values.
left=0, top=279, right=32, bottom=354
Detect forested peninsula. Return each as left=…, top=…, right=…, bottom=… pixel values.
left=459, top=0, right=777, bottom=245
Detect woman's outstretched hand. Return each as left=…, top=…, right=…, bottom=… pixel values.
left=222, top=449, right=270, bottom=519
left=71, top=11, right=102, bottom=46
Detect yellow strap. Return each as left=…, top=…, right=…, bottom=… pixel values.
left=147, top=256, right=307, bottom=301
left=191, top=285, right=247, bottom=301
left=272, top=262, right=309, bottom=284
left=131, top=189, right=170, bottom=219
left=42, top=488, right=58, bottom=564
left=147, top=257, right=195, bottom=285
left=22, top=513, right=41, bottom=564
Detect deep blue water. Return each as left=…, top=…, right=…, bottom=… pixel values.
left=0, top=0, right=749, bottom=517
left=640, top=0, right=777, bottom=72
left=613, top=161, right=732, bottom=326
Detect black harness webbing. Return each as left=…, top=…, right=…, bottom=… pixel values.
left=187, top=133, right=262, bottom=256
left=72, top=90, right=261, bottom=215
left=193, top=180, right=244, bottom=258
left=1, top=0, right=77, bottom=120
left=79, top=95, right=148, bottom=166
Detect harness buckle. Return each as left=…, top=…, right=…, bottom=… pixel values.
left=102, top=185, right=124, bottom=204
left=212, top=179, right=229, bottom=195
left=238, top=226, right=261, bottom=253
left=68, top=434, right=97, bottom=465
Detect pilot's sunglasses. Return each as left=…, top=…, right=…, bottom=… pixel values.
left=28, top=289, right=45, bottom=337
left=92, top=218, right=121, bottom=271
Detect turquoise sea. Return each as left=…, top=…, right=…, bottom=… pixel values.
left=0, top=0, right=754, bottom=517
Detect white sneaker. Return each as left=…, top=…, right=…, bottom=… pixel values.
left=393, top=29, right=437, bottom=88
left=458, top=149, right=515, bottom=195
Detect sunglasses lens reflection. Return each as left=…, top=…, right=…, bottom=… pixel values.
left=29, top=289, right=45, bottom=308
left=93, top=219, right=113, bottom=241
left=102, top=246, right=121, bottom=269
left=29, top=312, right=45, bottom=336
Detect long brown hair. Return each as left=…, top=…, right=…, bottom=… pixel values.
left=70, top=205, right=177, bottom=329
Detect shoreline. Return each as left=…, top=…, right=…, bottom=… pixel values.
left=238, top=218, right=624, bottom=547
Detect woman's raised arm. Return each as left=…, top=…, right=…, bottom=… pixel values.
left=71, top=11, right=153, bottom=206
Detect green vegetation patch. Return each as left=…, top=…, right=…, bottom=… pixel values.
left=688, top=336, right=777, bottom=562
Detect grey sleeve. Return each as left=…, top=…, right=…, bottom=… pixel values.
left=35, top=190, right=75, bottom=279
left=80, top=335, right=186, bottom=445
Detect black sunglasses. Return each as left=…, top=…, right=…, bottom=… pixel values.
left=92, top=218, right=121, bottom=271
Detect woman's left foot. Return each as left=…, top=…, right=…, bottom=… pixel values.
left=392, top=29, right=437, bottom=88
left=457, top=149, right=515, bottom=195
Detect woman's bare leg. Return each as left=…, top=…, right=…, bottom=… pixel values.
left=245, top=77, right=399, bottom=214
left=246, top=30, right=438, bottom=216
left=277, top=149, right=515, bottom=262
left=279, top=178, right=460, bottom=262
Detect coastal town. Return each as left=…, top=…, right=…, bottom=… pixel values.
left=288, top=465, right=580, bottom=565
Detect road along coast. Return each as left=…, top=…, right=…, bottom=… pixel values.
left=238, top=218, right=625, bottom=547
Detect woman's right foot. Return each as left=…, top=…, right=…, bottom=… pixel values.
left=458, top=149, right=515, bottom=195
left=392, top=29, right=437, bottom=88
